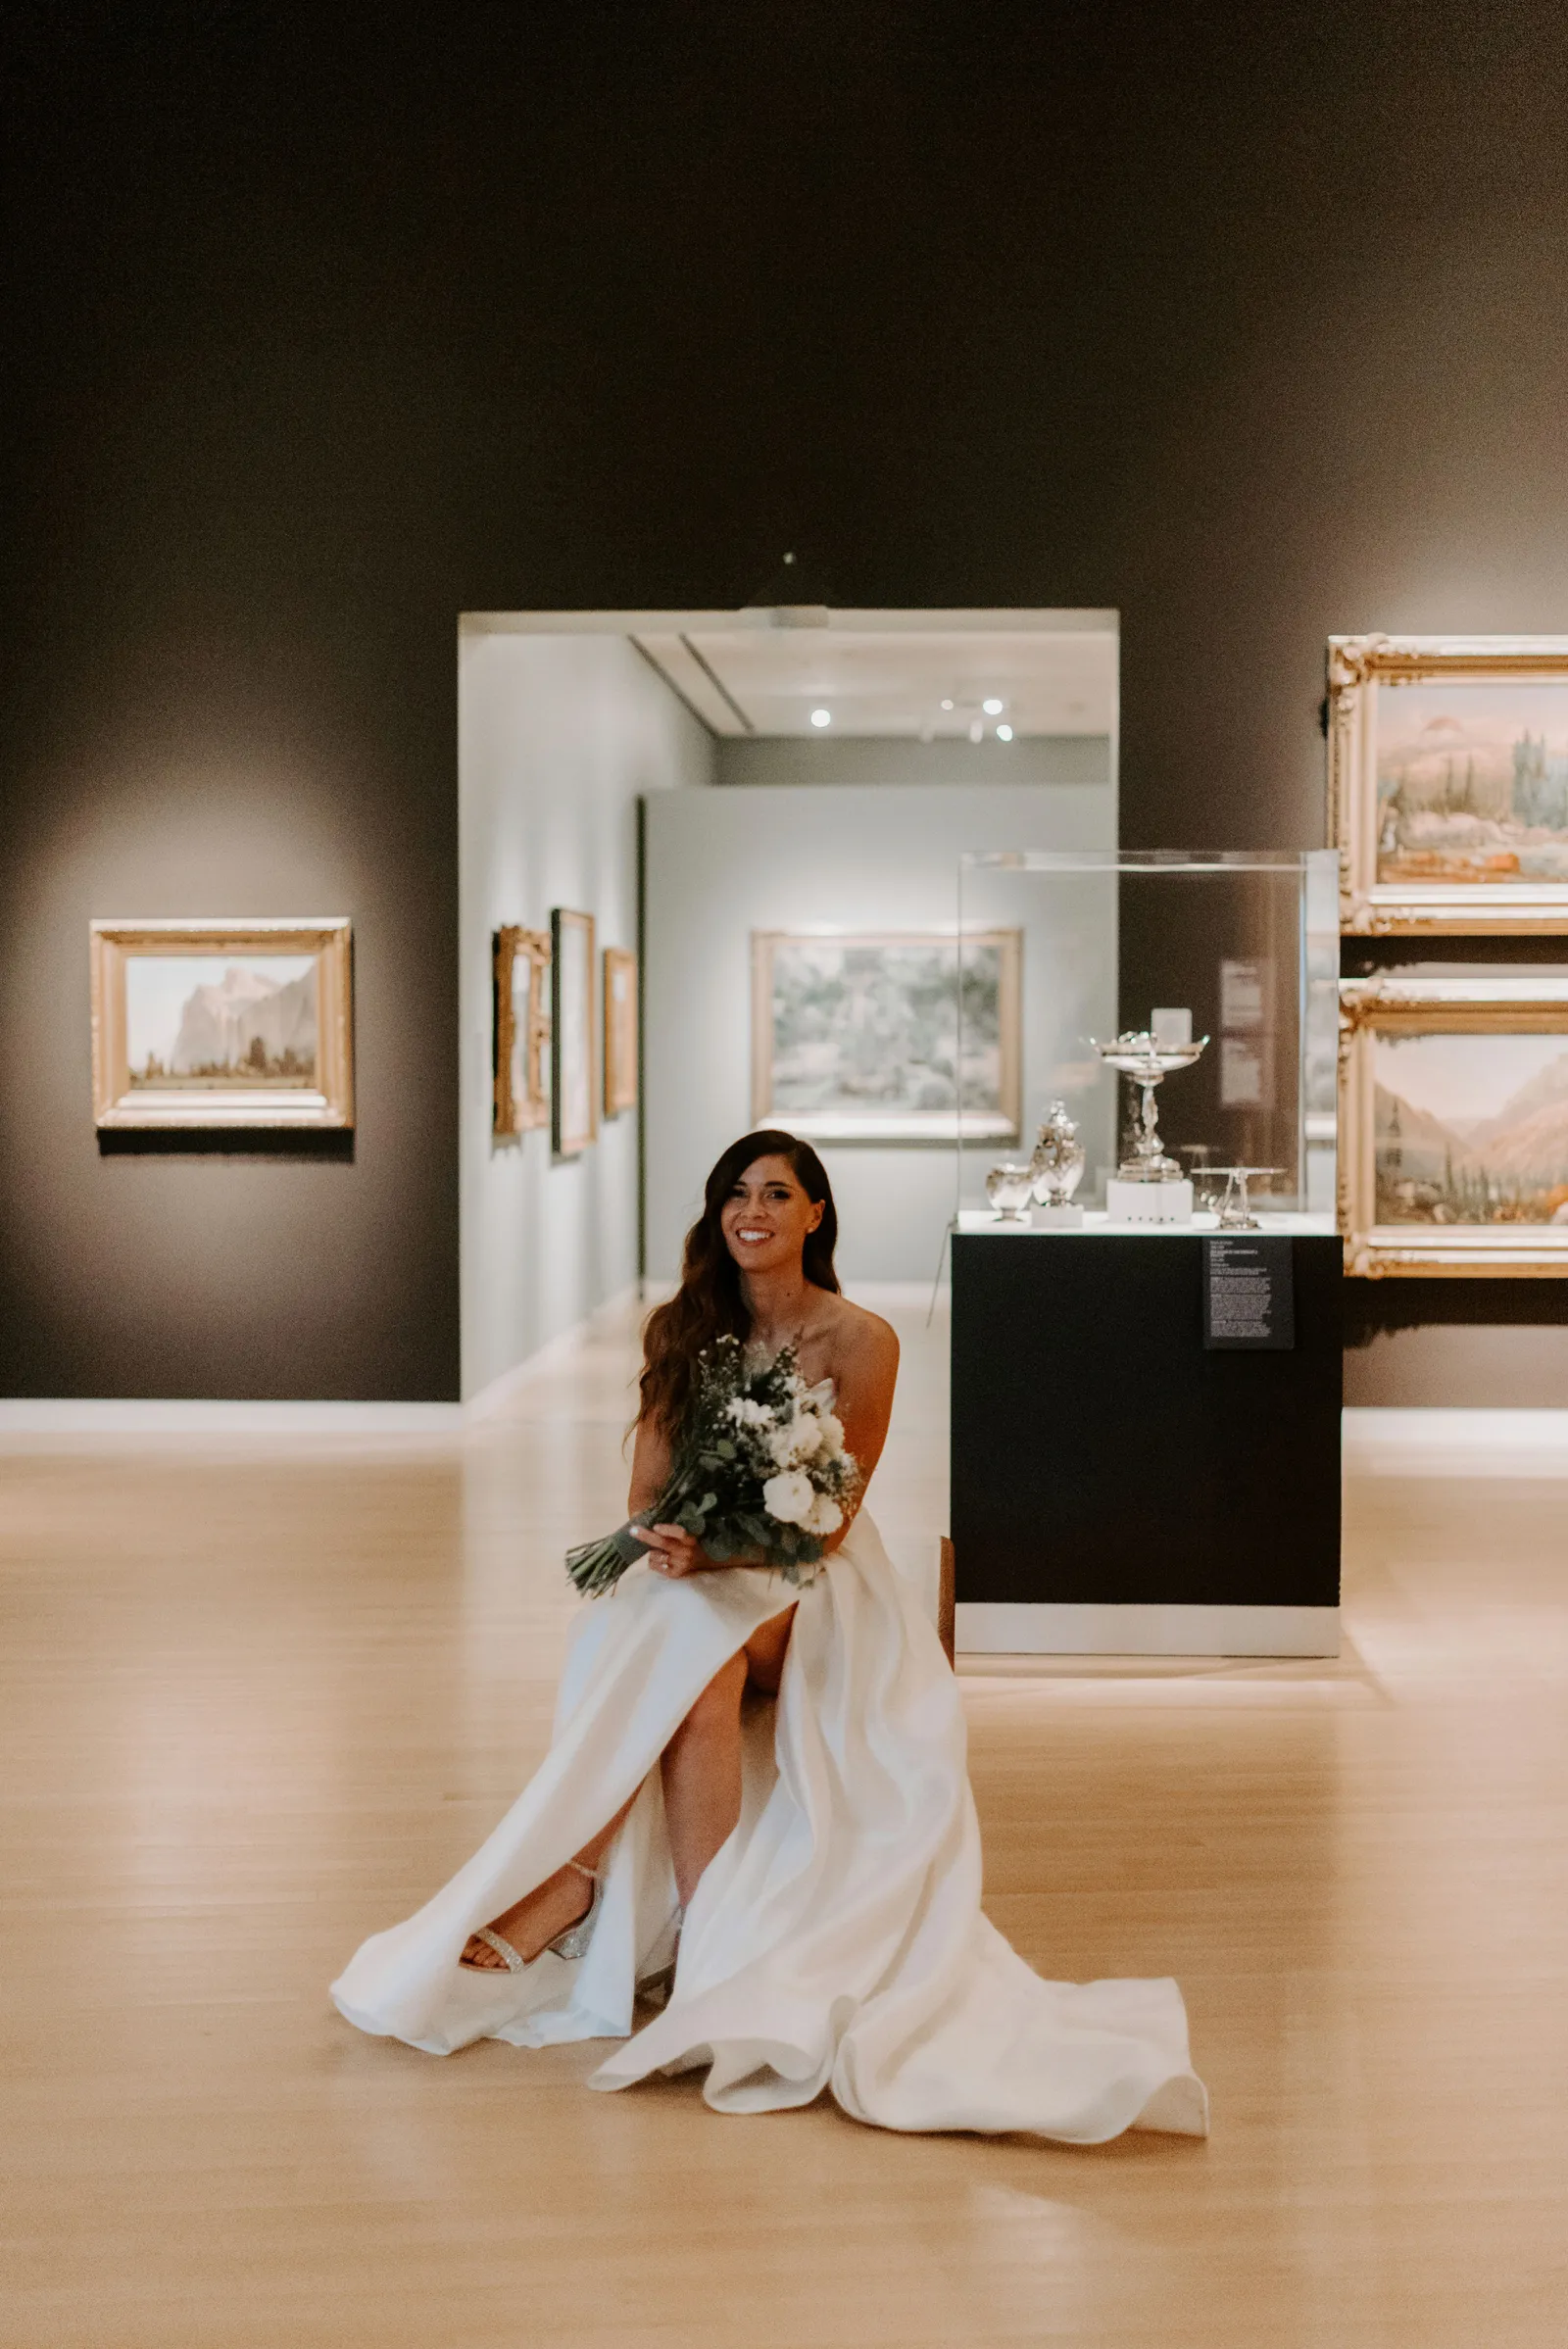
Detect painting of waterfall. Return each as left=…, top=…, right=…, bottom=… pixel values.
left=91, top=919, right=354, bottom=1130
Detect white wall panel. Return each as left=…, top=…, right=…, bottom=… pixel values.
left=644, top=780, right=1117, bottom=1285
left=459, top=630, right=713, bottom=1399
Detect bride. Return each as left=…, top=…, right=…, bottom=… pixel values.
left=332, top=1130, right=1208, bottom=2143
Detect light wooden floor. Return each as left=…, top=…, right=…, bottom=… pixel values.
left=4, top=1297, right=1566, bottom=2347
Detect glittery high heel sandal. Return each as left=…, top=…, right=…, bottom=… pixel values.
left=460, top=1860, right=603, bottom=1974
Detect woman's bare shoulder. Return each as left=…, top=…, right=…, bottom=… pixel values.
left=816, top=1293, right=900, bottom=1374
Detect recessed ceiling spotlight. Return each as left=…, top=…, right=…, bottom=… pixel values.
left=940, top=699, right=955, bottom=711
left=996, top=722, right=1014, bottom=742
left=982, top=697, right=1004, bottom=716
left=809, top=708, right=832, bottom=728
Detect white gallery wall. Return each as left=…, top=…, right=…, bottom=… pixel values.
left=459, top=626, right=713, bottom=1400
left=644, top=777, right=1118, bottom=1286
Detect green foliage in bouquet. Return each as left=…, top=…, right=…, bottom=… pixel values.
left=565, top=1336, right=859, bottom=1598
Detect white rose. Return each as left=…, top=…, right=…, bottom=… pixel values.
left=762, top=1469, right=814, bottom=1527
left=806, top=1491, right=843, bottom=1537
left=768, top=1415, right=821, bottom=1467
left=814, top=1411, right=845, bottom=1459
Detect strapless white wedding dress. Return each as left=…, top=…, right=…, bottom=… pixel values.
left=331, top=1512, right=1208, bottom=2144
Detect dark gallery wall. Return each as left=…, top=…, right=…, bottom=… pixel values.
left=6, top=2, right=1568, bottom=1397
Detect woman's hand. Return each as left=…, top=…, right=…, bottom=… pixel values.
left=633, top=1523, right=715, bottom=1579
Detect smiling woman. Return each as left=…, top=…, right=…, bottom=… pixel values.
left=331, top=1128, right=1207, bottom=2146
left=636, top=1128, right=842, bottom=1442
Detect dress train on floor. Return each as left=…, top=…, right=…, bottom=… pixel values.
left=330, top=1513, right=1208, bottom=2144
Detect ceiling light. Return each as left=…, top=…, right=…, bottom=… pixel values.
left=809, top=708, right=832, bottom=728
left=996, top=723, right=1014, bottom=742
left=982, top=697, right=1004, bottom=715
left=940, top=699, right=955, bottom=711
left=968, top=718, right=984, bottom=745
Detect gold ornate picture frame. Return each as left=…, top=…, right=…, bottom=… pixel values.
left=1329, top=634, right=1568, bottom=934
left=603, top=945, right=638, bottom=1119
left=90, top=917, right=354, bottom=1130
left=1339, top=969, right=1568, bottom=1275
left=493, top=926, right=552, bottom=1138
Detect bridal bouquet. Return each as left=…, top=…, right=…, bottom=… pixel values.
left=565, top=1336, right=859, bottom=1598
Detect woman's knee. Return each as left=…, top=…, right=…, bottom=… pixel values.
left=744, top=1605, right=797, bottom=1695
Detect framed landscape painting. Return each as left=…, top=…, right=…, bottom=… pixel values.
left=91, top=918, right=354, bottom=1129
left=493, top=925, right=551, bottom=1138
left=551, top=908, right=597, bottom=1155
left=751, top=929, right=1022, bottom=1143
left=1339, top=968, right=1568, bottom=1274
left=1330, top=635, right=1568, bottom=933
left=603, top=946, right=638, bottom=1119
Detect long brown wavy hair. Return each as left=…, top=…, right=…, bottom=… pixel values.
left=639, top=1130, right=840, bottom=1438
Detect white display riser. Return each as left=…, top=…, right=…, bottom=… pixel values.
left=956, top=1602, right=1342, bottom=1658
left=1103, top=1176, right=1193, bottom=1223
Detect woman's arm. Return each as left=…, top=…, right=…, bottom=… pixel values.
left=814, top=1311, right=900, bottom=1556
left=627, top=1411, right=672, bottom=1519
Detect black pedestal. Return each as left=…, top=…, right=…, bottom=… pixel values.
left=950, top=1229, right=1342, bottom=1650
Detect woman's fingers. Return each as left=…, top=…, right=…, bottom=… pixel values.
left=640, top=1523, right=698, bottom=1577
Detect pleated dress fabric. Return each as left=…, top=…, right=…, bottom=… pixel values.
left=330, top=1514, right=1208, bottom=2144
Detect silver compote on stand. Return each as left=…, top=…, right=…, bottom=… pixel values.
left=1089, top=1029, right=1208, bottom=1222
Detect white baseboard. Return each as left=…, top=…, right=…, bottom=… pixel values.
left=0, top=1398, right=463, bottom=1440
left=1343, top=1405, right=1568, bottom=1475
left=463, top=1285, right=643, bottom=1417
left=956, top=1601, right=1341, bottom=1658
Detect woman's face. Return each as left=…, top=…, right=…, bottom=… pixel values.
left=719, top=1154, right=824, bottom=1279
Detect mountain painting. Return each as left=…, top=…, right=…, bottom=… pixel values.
left=123, top=955, right=318, bottom=1089
left=1376, top=681, right=1568, bottom=887
left=1374, top=1028, right=1568, bottom=1224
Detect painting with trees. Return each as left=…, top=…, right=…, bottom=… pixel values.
left=91, top=919, right=354, bottom=1130
left=1375, top=683, right=1568, bottom=889
left=1330, top=638, right=1568, bottom=933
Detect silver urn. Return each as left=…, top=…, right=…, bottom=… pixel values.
left=1029, top=1100, right=1086, bottom=1208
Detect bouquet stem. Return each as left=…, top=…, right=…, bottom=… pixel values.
left=564, top=1516, right=655, bottom=1597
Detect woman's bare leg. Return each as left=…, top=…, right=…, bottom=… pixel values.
left=662, top=1604, right=798, bottom=1904
left=743, top=1601, right=797, bottom=1696
left=465, top=1602, right=799, bottom=1966
left=661, top=1649, right=749, bottom=1907
left=461, top=1794, right=636, bottom=1970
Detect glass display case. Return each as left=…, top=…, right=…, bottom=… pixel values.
left=955, top=849, right=1339, bottom=1231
